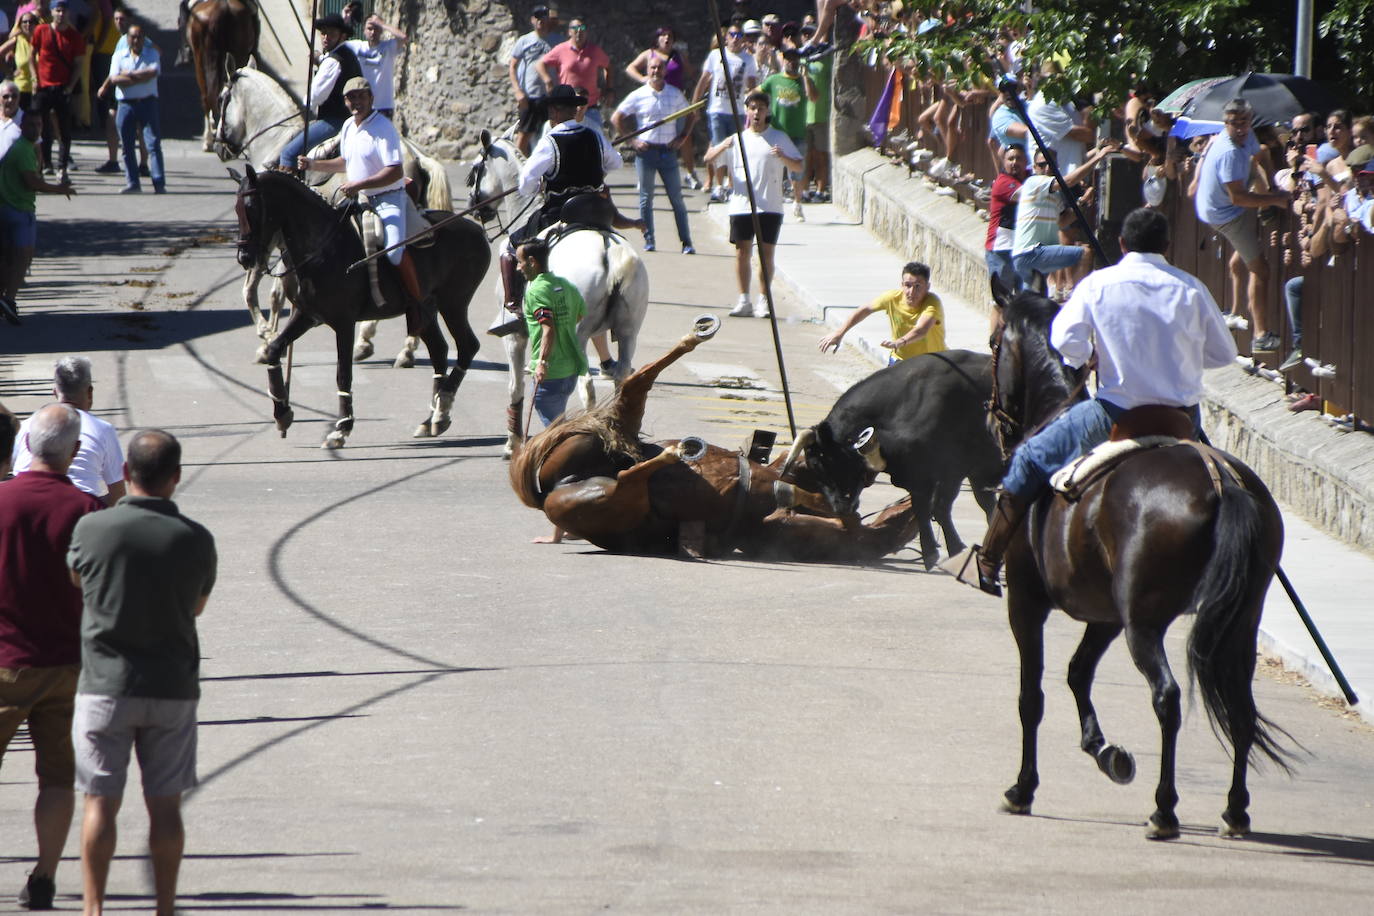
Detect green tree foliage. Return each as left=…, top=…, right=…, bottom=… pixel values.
left=853, top=1, right=1366, bottom=113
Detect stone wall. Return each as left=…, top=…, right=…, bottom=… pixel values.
left=377, top=0, right=814, bottom=160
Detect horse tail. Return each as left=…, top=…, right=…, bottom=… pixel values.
left=604, top=236, right=646, bottom=325
left=1186, top=479, right=1297, bottom=773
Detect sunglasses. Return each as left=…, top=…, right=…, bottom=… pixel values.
left=727, top=30, right=743, bottom=37
left=1033, top=161, right=1049, bottom=168
left=569, top=25, right=587, bottom=31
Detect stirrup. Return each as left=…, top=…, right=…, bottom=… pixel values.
left=942, top=546, right=1003, bottom=598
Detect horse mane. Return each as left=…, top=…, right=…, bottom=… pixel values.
left=254, top=169, right=337, bottom=219
left=508, top=401, right=647, bottom=509
left=1002, top=290, right=1082, bottom=427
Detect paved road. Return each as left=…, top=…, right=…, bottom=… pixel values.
left=2, top=135, right=1373, bottom=913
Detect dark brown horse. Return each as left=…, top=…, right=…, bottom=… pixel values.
left=989, top=287, right=1294, bottom=840
left=187, top=0, right=260, bottom=151
left=510, top=317, right=922, bottom=562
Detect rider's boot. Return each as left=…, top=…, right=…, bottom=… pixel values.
left=499, top=249, right=525, bottom=314
left=397, top=250, right=429, bottom=309
left=966, top=490, right=1032, bottom=598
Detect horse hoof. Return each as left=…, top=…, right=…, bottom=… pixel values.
left=1219, top=811, right=1250, bottom=838
left=1145, top=813, right=1180, bottom=840
left=322, top=431, right=347, bottom=449
left=352, top=342, right=374, bottom=362
left=503, top=436, right=522, bottom=460
left=1001, top=787, right=1032, bottom=815
left=1096, top=745, right=1136, bottom=785
left=430, top=417, right=452, bottom=437
left=413, top=420, right=434, bottom=438
left=255, top=344, right=271, bottom=364
left=275, top=408, right=294, bottom=437
left=678, top=436, right=708, bottom=461
left=921, top=551, right=940, bottom=571
left=393, top=351, right=415, bottom=369
left=693, top=313, right=721, bottom=340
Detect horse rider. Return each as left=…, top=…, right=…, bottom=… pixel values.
left=298, top=76, right=428, bottom=313
left=959, top=207, right=1238, bottom=597
left=498, top=82, right=635, bottom=315
left=278, top=13, right=362, bottom=171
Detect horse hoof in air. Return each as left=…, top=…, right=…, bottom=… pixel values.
left=413, top=420, right=434, bottom=438
left=1095, top=745, right=1136, bottom=785
left=693, top=313, right=722, bottom=341
left=352, top=341, right=375, bottom=362
left=394, top=350, right=415, bottom=369
left=322, top=430, right=348, bottom=449
left=255, top=343, right=271, bottom=364
left=274, top=408, right=293, bottom=438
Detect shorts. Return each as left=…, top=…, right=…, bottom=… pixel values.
left=1211, top=208, right=1262, bottom=263
left=517, top=96, right=548, bottom=135
left=805, top=120, right=829, bottom=154
left=73, top=694, right=199, bottom=798
left=788, top=135, right=807, bottom=175
left=0, top=204, right=37, bottom=249
left=709, top=111, right=740, bottom=145
left=0, top=665, right=79, bottom=788
left=729, top=211, right=784, bottom=245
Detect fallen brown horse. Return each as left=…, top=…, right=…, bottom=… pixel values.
left=187, top=0, right=260, bottom=152
left=510, top=317, right=921, bottom=562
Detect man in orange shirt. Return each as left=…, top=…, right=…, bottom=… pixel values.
left=535, top=16, right=611, bottom=132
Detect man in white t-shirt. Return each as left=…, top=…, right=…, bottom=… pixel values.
left=692, top=25, right=758, bottom=202
left=298, top=76, right=427, bottom=310
left=345, top=15, right=407, bottom=117
left=10, top=356, right=125, bottom=505
left=704, top=90, right=801, bottom=318
left=0, top=80, right=24, bottom=162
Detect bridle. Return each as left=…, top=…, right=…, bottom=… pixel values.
left=214, top=72, right=305, bottom=161
left=985, top=312, right=1093, bottom=463
left=234, top=173, right=354, bottom=278
left=467, top=140, right=537, bottom=242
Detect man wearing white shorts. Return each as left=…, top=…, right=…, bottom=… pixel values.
left=68, top=429, right=216, bottom=916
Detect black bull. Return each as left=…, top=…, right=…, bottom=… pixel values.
left=781, top=349, right=1005, bottom=569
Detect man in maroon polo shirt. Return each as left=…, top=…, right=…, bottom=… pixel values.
left=0, top=404, right=104, bottom=910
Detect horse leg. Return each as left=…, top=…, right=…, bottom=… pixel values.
left=608, top=315, right=719, bottom=441
left=1124, top=623, right=1183, bottom=840
left=1067, top=623, right=1135, bottom=785
left=542, top=444, right=683, bottom=537
left=1003, top=587, right=1052, bottom=815
left=353, top=320, right=378, bottom=362
left=430, top=302, right=480, bottom=434
left=905, top=482, right=941, bottom=570
left=243, top=261, right=267, bottom=340
left=323, top=325, right=356, bottom=449
left=932, top=475, right=967, bottom=558
left=504, top=331, right=528, bottom=458
left=412, top=315, right=450, bottom=438
left=260, top=307, right=316, bottom=437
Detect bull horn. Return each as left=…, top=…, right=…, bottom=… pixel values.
left=853, top=427, right=885, bottom=472
left=780, top=427, right=816, bottom=477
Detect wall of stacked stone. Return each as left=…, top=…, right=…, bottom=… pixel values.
left=375, top=0, right=814, bottom=160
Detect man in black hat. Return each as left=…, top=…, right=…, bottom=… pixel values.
left=496, top=83, right=627, bottom=316
left=277, top=13, right=362, bottom=169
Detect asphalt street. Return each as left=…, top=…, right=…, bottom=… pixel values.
left=1, top=132, right=1373, bottom=914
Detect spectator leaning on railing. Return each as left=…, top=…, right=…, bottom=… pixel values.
left=1193, top=98, right=1290, bottom=354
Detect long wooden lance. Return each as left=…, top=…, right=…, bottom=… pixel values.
left=346, top=100, right=706, bottom=273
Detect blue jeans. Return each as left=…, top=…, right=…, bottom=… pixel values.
left=985, top=249, right=1015, bottom=292
left=116, top=97, right=164, bottom=189
left=635, top=144, right=692, bottom=247
left=582, top=106, right=604, bottom=131
left=1284, top=275, right=1303, bottom=349
left=278, top=116, right=347, bottom=167
left=534, top=374, right=578, bottom=427
left=1001, top=398, right=1205, bottom=498
left=1013, top=244, right=1085, bottom=289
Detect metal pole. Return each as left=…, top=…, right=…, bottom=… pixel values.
left=704, top=0, right=798, bottom=438
left=1294, top=0, right=1314, bottom=78
left=1275, top=566, right=1359, bottom=705
left=997, top=73, right=1110, bottom=266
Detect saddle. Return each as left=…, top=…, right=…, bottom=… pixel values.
left=551, top=193, right=618, bottom=236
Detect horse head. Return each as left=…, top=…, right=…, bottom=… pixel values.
left=212, top=67, right=246, bottom=161
left=986, top=277, right=1085, bottom=451
left=779, top=424, right=881, bottom=517
left=232, top=163, right=268, bottom=270
left=467, top=131, right=522, bottom=224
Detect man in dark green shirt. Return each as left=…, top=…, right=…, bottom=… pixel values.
left=0, top=112, right=73, bottom=324
left=67, top=429, right=215, bottom=916
left=519, top=238, right=587, bottom=427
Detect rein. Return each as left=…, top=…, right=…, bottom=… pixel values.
left=470, top=139, right=537, bottom=241
left=986, top=318, right=1093, bottom=462
left=238, top=177, right=357, bottom=280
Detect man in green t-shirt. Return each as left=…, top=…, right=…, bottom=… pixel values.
left=817, top=261, right=946, bottom=364
left=0, top=113, right=74, bottom=324
left=760, top=48, right=816, bottom=219
left=519, top=238, right=587, bottom=428
left=800, top=21, right=832, bottom=202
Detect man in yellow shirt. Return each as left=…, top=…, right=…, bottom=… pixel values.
left=818, top=261, right=945, bottom=364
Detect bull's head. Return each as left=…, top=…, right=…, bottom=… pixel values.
left=779, top=424, right=883, bottom=516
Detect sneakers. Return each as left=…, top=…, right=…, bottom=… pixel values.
left=19, top=871, right=55, bottom=910
left=1223, top=312, right=1249, bottom=330
left=793, top=199, right=804, bottom=221
left=1251, top=332, right=1280, bottom=352
left=684, top=173, right=702, bottom=190
left=1288, top=392, right=1321, bottom=413
left=1278, top=348, right=1304, bottom=372
left=120, top=184, right=142, bottom=194
left=681, top=244, right=695, bottom=255
left=95, top=159, right=121, bottom=174
left=753, top=296, right=771, bottom=318
left=728, top=295, right=753, bottom=317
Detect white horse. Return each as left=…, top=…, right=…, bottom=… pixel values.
left=214, top=65, right=453, bottom=367
left=467, top=129, right=650, bottom=457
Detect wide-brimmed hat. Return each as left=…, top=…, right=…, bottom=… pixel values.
left=314, top=13, right=353, bottom=36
